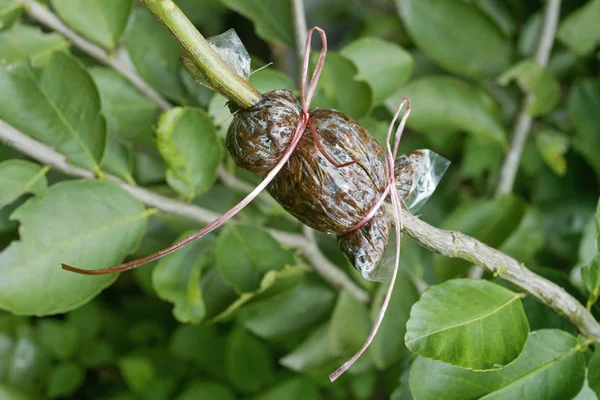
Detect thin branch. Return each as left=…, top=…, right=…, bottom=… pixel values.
left=292, top=0, right=308, bottom=84
left=496, top=0, right=561, bottom=196
left=20, top=0, right=172, bottom=112
left=401, top=214, right=600, bottom=341
left=0, top=119, right=369, bottom=303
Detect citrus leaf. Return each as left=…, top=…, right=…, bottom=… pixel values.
left=0, top=0, right=23, bottom=32
left=240, top=280, right=335, bottom=339
left=124, top=7, right=185, bottom=102
left=89, top=67, right=157, bottom=145
left=254, top=377, right=322, bottom=400
left=0, top=52, right=106, bottom=172
left=0, top=160, right=47, bottom=209
left=280, top=323, right=334, bottom=373
left=176, top=380, right=236, bottom=400
left=225, top=326, right=275, bottom=394
left=409, top=330, right=585, bottom=400
left=569, top=79, right=600, bottom=180
left=582, top=255, right=600, bottom=308
left=535, top=127, right=569, bottom=176
left=498, top=205, right=545, bottom=263
left=557, top=0, right=600, bottom=57
left=388, top=76, right=506, bottom=144
left=215, top=225, right=295, bottom=293
left=36, top=319, right=79, bottom=360
left=47, top=362, right=85, bottom=399
left=328, top=291, right=371, bottom=357
left=50, top=0, right=132, bottom=50
left=499, top=59, right=560, bottom=117
left=152, top=231, right=215, bottom=324
left=0, top=24, right=69, bottom=67
left=156, top=107, right=223, bottom=200
left=100, top=138, right=134, bottom=183
left=311, top=52, right=372, bottom=119
left=396, top=0, right=511, bottom=78
left=588, top=346, right=600, bottom=398
left=0, top=180, right=149, bottom=315
left=207, top=265, right=304, bottom=324
left=405, top=279, right=529, bottom=370
left=340, top=37, right=413, bottom=104
left=220, top=0, right=293, bottom=47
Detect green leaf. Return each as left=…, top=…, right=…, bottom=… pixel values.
left=0, top=24, right=69, bottom=67
left=89, top=67, right=157, bottom=145
left=0, top=0, right=23, bottom=32
left=118, top=355, right=155, bottom=395
left=208, top=265, right=305, bottom=324
left=36, top=319, right=79, bottom=360
left=405, top=279, right=528, bottom=370
left=0, top=180, right=149, bottom=315
left=499, top=60, right=560, bottom=117
left=220, top=0, right=293, bottom=47
left=388, top=76, right=506, bottom=144
left=215, top=225, right=295, bottom=293
left=6, top=333, right=49, bottom=389
left=498, top=205, right=545, bottom=263
left=176, top=380, right=236, bottom=400
left=583, top=255, right=600, bottom=309
left=254, top=377, right=322, bottom=400
left=176, top=0, right=227, bottom=36
left=328, top=291, right=371, bottom=357
left=535, top=127, right=569, bottom=176
left=369, top=271, right=420, bottom=369
left=100, top=137, right=134, bottom=182
left=280, top=323, right=334, bottom=373
left=0, top=384, right=34, bottom=400
left=156, top=107, right=223, bottom=200
left=225, top=326, right=274, bottom=394
left=569, top=79, right=600, bottom=180
left=47, top=362, right=85, bottom=399
left=557, top=0, right=600, bottom=57
left=409, top=330, right=586, bottom=400
left=434, top=195, right=527, bottom=280
left=468, top=0, right=516, bottom=37
left=459, top=136, right=503, bottom=180
left=0, top=161, right=47, bottom=209
left=50, top=0, right=132, bottom=50
left=0, top=52, right=106, bottom=172
left=169, top=324, right=227, bottom=379
left=396, top=0, right=511, bottom=78
left=124, top=7, right=185, bottom=102
left=240, top=280, right=335, bottom=339
left=588, top=346, right=600, bottom=398
left=340, top=37, right=413, bottom=104
left=311, top=52, right=372, bottom=119
left=152, top=231, right=215, bottom=323
left=0, top=333, right=15, bottom=380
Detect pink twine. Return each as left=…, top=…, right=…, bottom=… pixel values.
left=61, top=26, right=413, bottom=384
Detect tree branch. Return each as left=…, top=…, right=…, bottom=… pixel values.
left=0, top=119, right=369, bottom=303
left=291, top=0, right=307, bottom=84
left=20, top=0, right=172, bottom=112
left=401, top=214, right=600, bottom=341
left=496, top=0, right=561, bottom=196
left=139, top=0, right=262, bottom=108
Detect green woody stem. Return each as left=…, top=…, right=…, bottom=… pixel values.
left=139, top=0, right=263, bottom=108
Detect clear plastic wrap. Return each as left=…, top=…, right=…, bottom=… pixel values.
left=207, top=29, right=251, bottom=81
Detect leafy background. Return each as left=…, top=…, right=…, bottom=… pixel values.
left=0, top=0, right=599, bottom=398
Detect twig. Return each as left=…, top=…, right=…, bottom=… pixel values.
left=401, top=214, right=600, bottom=341
left=291, top=0, right=307, bottom=84
left=0, top=119, right=369, bottom=303
left=20, top=0, right=172, bottom=112
left=496, top=0, right=561, bottom=195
